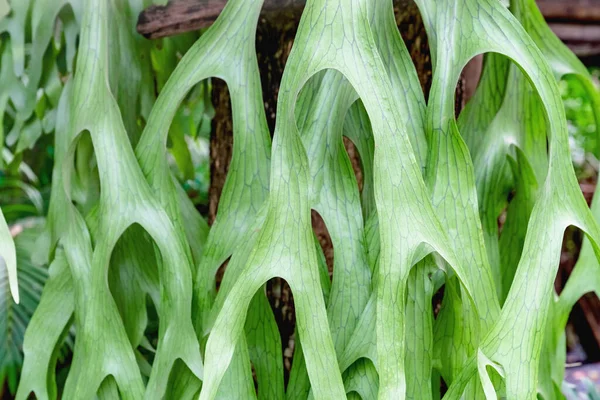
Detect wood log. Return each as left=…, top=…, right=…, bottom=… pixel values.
left=549, top=23, right=600, bottom=57
left=538, top=0, right=600, bottom=23
left=137, top=0, right=600, bottom=58
left=138, top=0, right=409, bottom=39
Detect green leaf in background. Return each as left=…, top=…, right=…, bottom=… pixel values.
left=0, top=0, right=9, bottom=20
left=1, top=220, right=46, bottom=396
left=0, top=207, right=17, bottom=304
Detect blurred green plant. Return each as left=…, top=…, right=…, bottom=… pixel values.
left=561, top=68, right=600, bottom=178
left=1, top=220, right=46, bottom=396
left=564, top=377, right=600, bottom=400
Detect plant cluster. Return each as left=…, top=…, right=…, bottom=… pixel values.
left=0, top=0, right=211, bottom=396
left=2, top=0, right=600, bottom=399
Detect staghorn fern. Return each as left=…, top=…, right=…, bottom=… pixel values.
left=3, top=0, right=600, bottom=399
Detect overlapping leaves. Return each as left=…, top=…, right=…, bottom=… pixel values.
left=5, top=0, right=600, bottom=399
